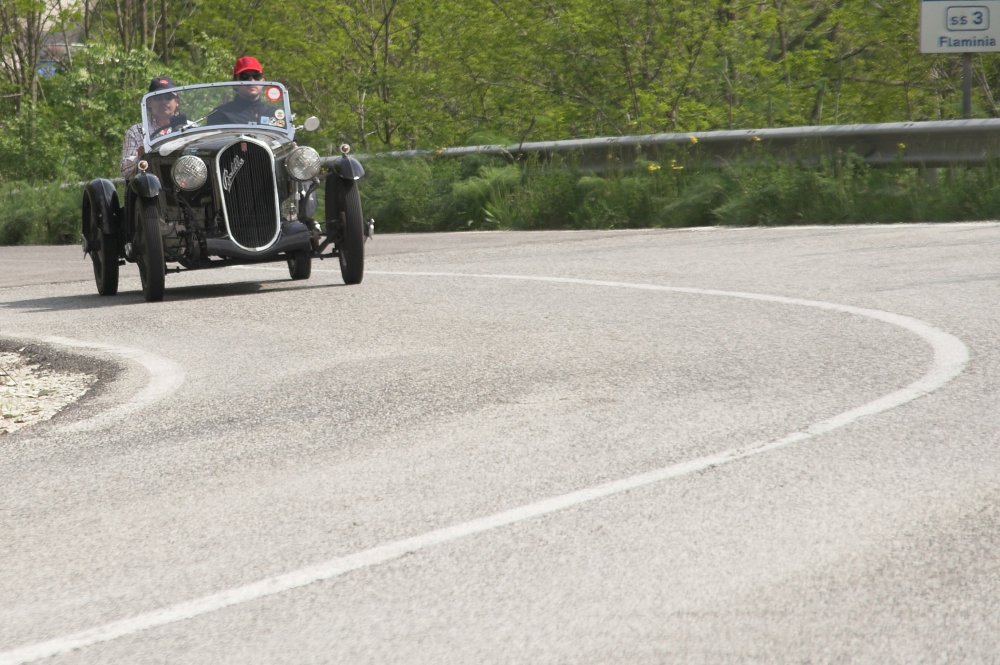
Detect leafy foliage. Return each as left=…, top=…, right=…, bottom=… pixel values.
left=2, top=0, right=998, bottom=243
left=0, top=0, right=985, bottom=184
left=8, top=155, right=1000, bottom=246
left=0, top=182, right=80, bottom=245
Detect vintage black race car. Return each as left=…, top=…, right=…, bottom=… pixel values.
left=82, top=81, right=372, bottom=302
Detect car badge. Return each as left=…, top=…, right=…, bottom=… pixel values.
left=222, top=154, right=246, bottom=192
left=240, top=142, right=248, bottom=152
left=265, top=86, right=282, bottom=102
left=274, top=109, right=285, bottom=120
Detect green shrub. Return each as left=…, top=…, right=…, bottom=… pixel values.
left=653, top=172, right=726, bottom=227
left=363, top=158, right=450, bottom=232
left=9, top=154, right=1000, bottom=246
left=0, top=183, right=81, bottom=245
left=448, top=163, right=522, bottom=229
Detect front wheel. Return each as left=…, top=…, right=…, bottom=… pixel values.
left=91, top=231, right=120, bottom=296
left=134, top=198, right=165, bottom=302
left=327, top=178, right=365, bottom=285
left=287, top=250, right=312, bottom=280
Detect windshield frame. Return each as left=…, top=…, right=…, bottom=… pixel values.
left=140, top=81, right=294, bottom=151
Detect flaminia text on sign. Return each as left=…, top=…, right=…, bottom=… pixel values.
left=921, top=0, right=1000, bottom=52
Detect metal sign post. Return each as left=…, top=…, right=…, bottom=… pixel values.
left=920, top=0, right=1000, bottom=117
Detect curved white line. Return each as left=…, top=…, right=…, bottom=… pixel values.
left=0, top=274, right=968, bottom=665
left=3, top=335, right=185, bottom=434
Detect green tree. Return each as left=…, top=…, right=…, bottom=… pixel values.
left=80, top=0, right=198, bottom=62
left=4, top=0, right=1000, bottom=188
left=0, top=0, right=80, bottom=111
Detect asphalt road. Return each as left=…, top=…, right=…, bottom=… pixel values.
left=1, top=225, right=998, bottom=664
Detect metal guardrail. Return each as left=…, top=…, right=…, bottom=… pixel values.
left=19, top=118, right=1000, bottom=195
left=358, top=118, right=1000, bottom=172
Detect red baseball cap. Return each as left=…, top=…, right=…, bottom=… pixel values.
left=233, top=56, right=263, bottom=78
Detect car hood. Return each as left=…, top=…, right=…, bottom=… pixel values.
left=155, top=130, right=292, bottom=157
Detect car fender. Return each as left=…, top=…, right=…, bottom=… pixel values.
left=82, top=178, right=121, bottom=237
left=330, top=155, right=365, bottom=181
left=129, top=171, right=162, bottom=199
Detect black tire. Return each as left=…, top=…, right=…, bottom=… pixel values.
left=134, top=198, right=165, bottom=302
left=85, top=194, right=120, bottom=296
left=328, top=178, right=365, bottom=285
left=287, top=249, right=312, bottom=280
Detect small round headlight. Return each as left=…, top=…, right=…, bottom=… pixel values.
left=287, top=146, right=321, bottom=181
left=171, top=155, right=207, bottom=191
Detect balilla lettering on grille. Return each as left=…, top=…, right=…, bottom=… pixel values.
left=218, top=139, right=279, bottom=251
left=938, top=36, right=998, bottom=48
left=221, top=154, right=245, bottom=192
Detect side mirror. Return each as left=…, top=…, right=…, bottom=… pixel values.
left=303, top=116, right=320, bottom=132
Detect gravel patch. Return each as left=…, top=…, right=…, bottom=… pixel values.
left=0, top=350, right=97, bottom=435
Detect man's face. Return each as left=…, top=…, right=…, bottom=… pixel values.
left=237, top=71, right=263, bottom=100
left=148, top=94, right=179, bottom=117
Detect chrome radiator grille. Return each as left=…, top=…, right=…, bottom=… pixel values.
left=217, top=139, right=279, bottom=250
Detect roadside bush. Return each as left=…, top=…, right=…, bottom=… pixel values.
left=362, top=158, right=452, bottom=232
left=0, top=183, right=81, bottom=245
left=499, top=163, right=580, bottom=229
left=8, top=155, right=1000, bottom=246
left=449, top=163, right=522, bottom=229
left=657, top=172, right=729, bottom=227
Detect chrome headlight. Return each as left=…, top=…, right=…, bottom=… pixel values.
left=287, top=146, right=321, bottom=181
left=171, top=155, right=207, bottom=191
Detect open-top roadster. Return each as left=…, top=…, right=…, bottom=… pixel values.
left=82, top=81, right=371, bottom=302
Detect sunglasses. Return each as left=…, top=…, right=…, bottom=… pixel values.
left=239, top=72, right=263, bottom=81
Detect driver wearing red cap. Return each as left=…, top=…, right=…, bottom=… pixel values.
left=233, top=56, right=264, bottom=80
left=207, top=56, right=275, bottom=126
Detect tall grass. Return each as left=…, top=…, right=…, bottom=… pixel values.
left=362, top=153, right=1000, bottom=232
left=4, top=155, right=1000, bottom=245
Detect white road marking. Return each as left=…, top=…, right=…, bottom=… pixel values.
left=3, top=335, right=185, bottom=434
left=0, top=273, right=969, bottom=665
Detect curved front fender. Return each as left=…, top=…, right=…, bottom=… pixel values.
left=330, top=155, right=365, bottom=181
left=82, top=178, right=121, bottom=237
left=129, top=172, right=162, bottom=199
